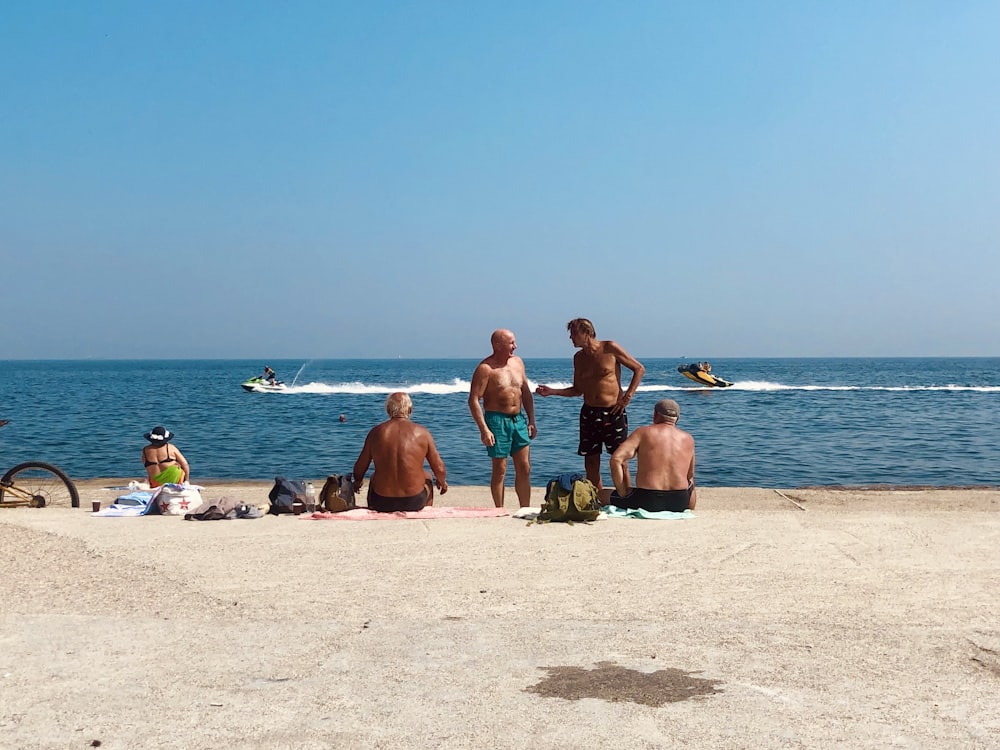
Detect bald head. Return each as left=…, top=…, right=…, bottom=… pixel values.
left=490, top=329, right=517, bottom=356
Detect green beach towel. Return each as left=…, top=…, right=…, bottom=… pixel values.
left=153, top=465, right=183, bottom=485
left=604, top=505, right=695, bottom=520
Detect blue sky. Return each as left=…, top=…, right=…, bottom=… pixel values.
left=2, top=2, right=997, bottom=359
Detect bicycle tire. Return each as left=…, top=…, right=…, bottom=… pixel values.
left=1, top=462, right=80, bottom=508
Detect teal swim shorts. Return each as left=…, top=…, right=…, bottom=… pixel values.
left=485, top=411, right=531, bottom=459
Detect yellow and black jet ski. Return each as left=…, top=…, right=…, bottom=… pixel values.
left=677, top=363, right=733, bottom=388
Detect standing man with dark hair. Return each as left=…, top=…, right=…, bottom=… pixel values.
left=468, top=329, right=536, bottom=508
left=535, top=318, right=645, bottom=490
left=608, top=398, right=696, bottom=512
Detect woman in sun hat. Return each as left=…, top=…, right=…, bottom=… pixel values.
left=141, top=425, right=191, bottom=487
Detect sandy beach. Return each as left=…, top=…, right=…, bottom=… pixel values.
left=2, top=480, right=999, bottom=749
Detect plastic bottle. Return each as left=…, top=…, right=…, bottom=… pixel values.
left=306, top=482, right=316, bottom=511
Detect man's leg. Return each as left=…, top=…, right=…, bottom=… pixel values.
left=490, top=457, right=508, bottom=507
left=512, top=446, right=531, bottom=507
left=584, top=453, right=603, bottom=489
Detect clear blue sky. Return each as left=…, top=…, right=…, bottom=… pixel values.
left=2, top=2, right=997, bottom=359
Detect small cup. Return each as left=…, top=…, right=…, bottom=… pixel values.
left=91, top=501, right=101, bottom=513
left=292, top=502, right=305, bottom=515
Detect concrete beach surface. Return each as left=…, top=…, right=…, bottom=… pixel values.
left=2, top=480, right=999, bottom=749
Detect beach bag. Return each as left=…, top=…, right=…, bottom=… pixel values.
left=537, top=474, right=601, bottom=523
left=153, top=484, right=203, bottom=516
left=268, top=476, right=307, bottom=515
left=319, top=474, right=357, bottom=512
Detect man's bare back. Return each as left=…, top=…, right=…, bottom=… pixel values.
left=354, top=393, right=447, bottom=500
left=610, top=399, right=697, bottom=509
left=626, top=423, right=695, bottom=491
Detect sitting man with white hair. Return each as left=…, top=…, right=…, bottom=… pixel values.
left=607, top=398, right=697, bottom=512
left=353, top=392, right=448, bottom=513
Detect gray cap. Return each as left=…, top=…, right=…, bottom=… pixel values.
left=654, top=399, right=680, bottom=420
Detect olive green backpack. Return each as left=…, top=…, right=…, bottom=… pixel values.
left=535, top=474, right=601, bottom=524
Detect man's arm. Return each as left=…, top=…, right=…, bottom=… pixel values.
left=519, top=363, right=537, bottom=438
left=467, top=363, right=495, bottom=447
left=609, top=342, right=645, bottom=413
left=609, top=432, right=640, bottom=497
left=536, top=355, right=583, bottom=398
left=353, top=435, right=373, bottom=489
left=425, top=435, right=448, bottom=495
left=687, top=440, right=697, bottom=509
left=174, top=449, right=191, bottom=483
left=534, top=383, right=580, bottom=397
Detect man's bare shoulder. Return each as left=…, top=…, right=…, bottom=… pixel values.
left=474, top=356, right=500, bottom=372
left=600, top=339, right=627, bottom=355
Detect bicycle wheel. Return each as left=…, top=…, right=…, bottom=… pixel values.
left=1, top=462, right=80, bottom=508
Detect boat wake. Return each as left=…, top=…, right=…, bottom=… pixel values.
left=640, top=381, right=1000, bottom=393
left=251, top=379, right=1000, bottom=395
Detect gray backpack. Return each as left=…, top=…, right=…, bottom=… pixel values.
left=268, top=476, right=307, bottom=515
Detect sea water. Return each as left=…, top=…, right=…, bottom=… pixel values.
left=0, top=358, right=997, bottom=487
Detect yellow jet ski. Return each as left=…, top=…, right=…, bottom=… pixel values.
left=677, top=363, right=733, bottom=388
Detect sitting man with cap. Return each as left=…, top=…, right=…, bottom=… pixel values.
left=141, top=425, right=191, bottom=488
left=352, top=392, right=448, bottom=513
left=606, top=398, right=697, bottom=512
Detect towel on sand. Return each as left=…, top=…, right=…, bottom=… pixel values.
left=603, top=505, right=695, bottom=520
left=306, top=507, right=510, bottom=520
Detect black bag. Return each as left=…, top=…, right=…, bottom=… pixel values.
left=268, top=476, right=307, bottom=515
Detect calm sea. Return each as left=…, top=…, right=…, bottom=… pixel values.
left=0, top=358, right=997, bottom=487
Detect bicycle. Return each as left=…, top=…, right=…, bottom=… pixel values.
left=0, top=421, right=80, bottom=508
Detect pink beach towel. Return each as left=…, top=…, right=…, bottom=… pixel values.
left=305, top=507, right=510, bottom=521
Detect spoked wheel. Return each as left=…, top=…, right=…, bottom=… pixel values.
left=0, top=462, right=80, bottom=508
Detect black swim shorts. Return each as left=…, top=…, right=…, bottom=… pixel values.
left=610, top=487, right=691, bottom=513
left=367, top=487, right=429, bottom=513
left=577, top=404, right=629, bottom=456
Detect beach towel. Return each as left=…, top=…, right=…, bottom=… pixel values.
left=91, top=490, right=158, bottom=516
left=306, top=507, right=510, bottom=520
left=93, top=504, right=150, bottom=517
left=152, top=465, right=183, bottom=485
left=603, top=505, right=696, bottom=520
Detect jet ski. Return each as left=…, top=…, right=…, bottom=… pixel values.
left=677, top=363, right=733, bottom=388
left=241, top=377, right=287, bottom=393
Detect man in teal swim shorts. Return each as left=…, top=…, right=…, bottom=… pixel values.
left=468, top=329, right=537, bottom=507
